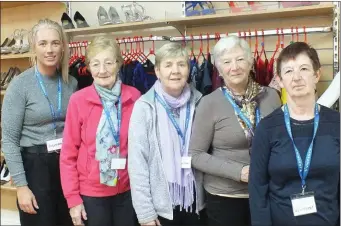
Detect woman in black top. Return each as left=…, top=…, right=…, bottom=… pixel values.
left=249, top=42, right=340, bottom=226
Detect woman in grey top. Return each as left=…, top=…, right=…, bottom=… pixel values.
left=189, top=36, right=281, bottom=226
left=1, top=19, right=77, bottom=226
left=128, top=43, right=206, bottom=226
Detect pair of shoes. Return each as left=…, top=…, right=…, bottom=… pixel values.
left=121, top=2, right=153, bottom=22
left=11, top=29, right=30, bottom=54
left=0, top=30, right=19, bottom=54
left=61, top=11, right=89, bottom=29
left=97, top=6, right=123, bottom=26
left=185, top=1, right=215, bottom=17
left=1, top=67, right=21, bottom=90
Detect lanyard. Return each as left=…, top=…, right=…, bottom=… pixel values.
left=100, top=98, right=121, bottom=147
left=155, top=92, right=191, bottom=151
left=35, top=66, right=62, bottom=137
left=222, top=88, right=261, bottom=132
left=284, top=104, right=319, bottom=194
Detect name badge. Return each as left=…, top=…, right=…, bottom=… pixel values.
left=111, top=158, right=127, bottom=170
left=46, top=138, right=63, bottom=153
left=181, top=156, right=192, bottom=169
left=291, top=192, right=317, bottom=217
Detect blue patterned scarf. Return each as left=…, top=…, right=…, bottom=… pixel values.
left=94, top=79, right=122, bottom=186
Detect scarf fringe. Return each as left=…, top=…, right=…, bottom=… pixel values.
left=168, top=176, right=195, bottom=213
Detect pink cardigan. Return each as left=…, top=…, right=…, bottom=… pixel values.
left=60, top=84, right=141, bottom=208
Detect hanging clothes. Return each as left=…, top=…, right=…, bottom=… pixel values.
left=69, top=59, right=93, bottom=90
left=199, top=54, right=213, bottom=96
left=120, top=59, right=157, bottom=94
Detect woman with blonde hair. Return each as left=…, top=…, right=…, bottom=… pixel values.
left=60, top=36, right=141, bottom=226
left=1, top=18, right=77, bottom=226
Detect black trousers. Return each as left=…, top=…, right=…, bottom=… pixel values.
left=158, top=192, right=207, bottom=226
left=82, top=191, right=139, bottom=226
left=205, top=191, right=250, bottom=226
left=18, top=149, right=73, bottom=226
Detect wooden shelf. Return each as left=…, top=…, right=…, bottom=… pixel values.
left=65, top=19, right=171, bottom=36
left=1, top=53, right=33, bottom=60
left=0, top=1, right=44, bottom=9
left=166, top=4, right=334, bottom=28
left=1, top=182, right=16, bottom=192
left=64, top=4, right=334, bottom=37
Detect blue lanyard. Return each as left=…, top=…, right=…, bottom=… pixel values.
left=155, top=92, right=191, bottom=151
left=222, top=88, right=261, bottom=131
left=100, top=98, right=121, bottom=147
left=35, top=66, right=62, bottom=137
left=284, top=104, right=319, bottom=193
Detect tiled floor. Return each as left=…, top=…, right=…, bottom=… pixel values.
left=1, top=209, right=20, bottom=225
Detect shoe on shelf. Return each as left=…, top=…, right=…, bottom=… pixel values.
left=185, top=1, right=201, bottom=17
left=61, top=12, right=75, bottom=29
left=108, top=6, right=123, bottom=24
left=0, top=30, right=18, bottom=55
left=97, top=6, right=113, bottom=26
left=19, top=29, right=30, bottom=54
left=11, top=29, right=24, bottom=54
left=121, top=4, right=137, bottom=22
left=73, top=11, right=90, bottom=28
left=1, top=67, right=21, bottom=90
left=200, top=1, right=216, bottom=15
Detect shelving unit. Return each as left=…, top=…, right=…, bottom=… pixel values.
left=0, top=1, right=44, bottom=9
left=1, top=53, right=33, bottom=60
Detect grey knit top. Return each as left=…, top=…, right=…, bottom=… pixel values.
left=1, top=67, right=77, bottom=187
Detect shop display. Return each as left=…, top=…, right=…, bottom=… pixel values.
left=0, top=29, right=30, bottom=55
left=185, top=1, right=215, bottom=17
left=1, top=67, right=21, bottom=90
left=97, top=6, right=121, bottom=26
left=121, top=2, right=152, bottom=22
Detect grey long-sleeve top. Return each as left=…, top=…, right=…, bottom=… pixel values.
left=189, top=86, right=281, bottom=196
left=1, top=67, right=77, bottom=187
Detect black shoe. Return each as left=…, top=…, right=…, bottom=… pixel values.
left=74, top=11, right=89, bottom=28
left=61, top=12, right=75, bottom=29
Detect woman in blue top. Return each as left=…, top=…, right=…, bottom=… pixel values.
left=249, top=42, right=340, bottom=226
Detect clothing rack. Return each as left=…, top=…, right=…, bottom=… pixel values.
left=68, top=26, right=332, bottom=46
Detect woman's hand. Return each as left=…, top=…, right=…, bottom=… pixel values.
left=17, top=186, right=39, bottom=214
left=240, top=165, right=250, bottom=183
left=70, top=204, right=87, bottom=225
left=141, top=219, right=161, bottom=226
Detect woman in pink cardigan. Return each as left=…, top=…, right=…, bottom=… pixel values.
left=60, top=36, right=140, bottom=226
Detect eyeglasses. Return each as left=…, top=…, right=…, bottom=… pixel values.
left=89, top=61, right=118, bottom=71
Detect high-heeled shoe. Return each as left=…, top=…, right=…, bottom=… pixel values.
left=108, top=6, right=123, bottom=24
left=11, top=29, right=23, bottom=54
left=61, top=13, right=75, bottom=29
left=0, top=30, right=18, bottom=54
left=73, top=11, right=90, bottom=28
left=97, top=6, right=112, bottom=26
left=19, top=29, right=30, bottom=54
left=121, top=4, right=135, bottom=22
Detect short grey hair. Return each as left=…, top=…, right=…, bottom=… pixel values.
left=155, top=42, right=190, bottom=68
left=213, top=35, right=253, bottom=65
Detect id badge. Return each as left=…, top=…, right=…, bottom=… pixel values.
left=111, top=158, right=127, bottom=170
left=181, top=156, right=192, bottom=169
left=46, top=138, right=63, bottom=153
left=291, top=191, right=317, bottom=216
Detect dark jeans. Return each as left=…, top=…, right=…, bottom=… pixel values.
left=206, top=191, right=250, bottom=226
left=158, top=192, right=207, bottom=226
left=82, top=191, right=138, bottom=226
left=18, top=149, right=73, bottom=226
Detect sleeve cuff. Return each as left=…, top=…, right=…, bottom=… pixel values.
left=66, top=194, right=83, bottom=209
left=12, top=173, right=28, bottom=187
left=137, top=212, right=158, bottom=224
